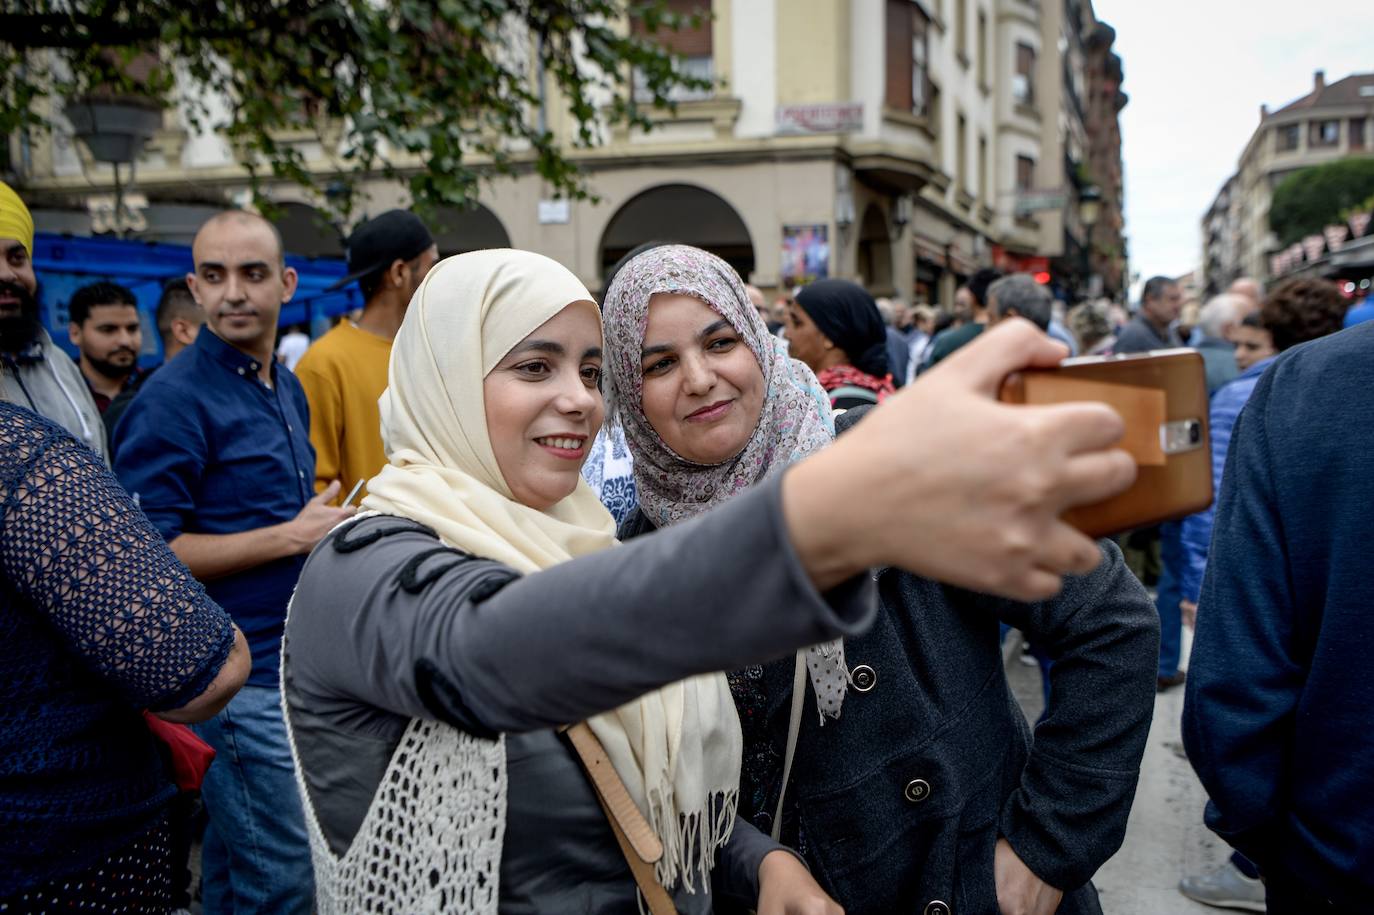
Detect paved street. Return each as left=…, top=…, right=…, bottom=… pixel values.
left=1005, top=627, right=1241, bottom=914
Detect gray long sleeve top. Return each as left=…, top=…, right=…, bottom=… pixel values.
left=1, top=329, right=108, bottom=465
left=282, top=474, right=876, bottom=914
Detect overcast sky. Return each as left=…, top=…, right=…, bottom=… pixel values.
left=1091, top=0, right=1371, bottom=295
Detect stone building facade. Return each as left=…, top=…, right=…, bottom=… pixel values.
left=1203, top=70, right=1374, bottom=292
left=9, top=0, right=1128, bottom=308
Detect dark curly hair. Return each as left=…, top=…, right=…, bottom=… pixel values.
left=69, top=281, right=137, bottom=326
left=1260, top=278, right=1347, bottom=352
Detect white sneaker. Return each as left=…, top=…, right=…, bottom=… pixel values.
left=1178, top=862, right=1266, bottom=911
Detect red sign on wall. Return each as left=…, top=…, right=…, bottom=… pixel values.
left=991, top=245, right=1050, bottom=275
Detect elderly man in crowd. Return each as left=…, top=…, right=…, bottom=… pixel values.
left=114, top=210, right=355, bottom=913
left=1226, top=277, right=1263, bottom=315
left=0, top=181, right=107, bottom=462
left=988, top=273, right=1054, bottom=332
left=1192, top=294, right=1244, bottom=394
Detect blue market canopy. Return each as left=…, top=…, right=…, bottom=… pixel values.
left=33, top=232, right=363, bottom=365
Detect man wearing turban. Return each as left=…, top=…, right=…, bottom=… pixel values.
left=0, top=181, right=107, bottom=462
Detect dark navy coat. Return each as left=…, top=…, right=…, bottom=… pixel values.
left=621, top=406, right=1159, bottom=915
left=1184, top=321, right=1374, bottom=909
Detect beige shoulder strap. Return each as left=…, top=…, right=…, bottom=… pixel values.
left=771, top=649, right=810, bottom=841
left=564, top=722, right=678, bottom=915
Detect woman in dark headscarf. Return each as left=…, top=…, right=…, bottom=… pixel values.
left=784, top=279, right=895, bottom=409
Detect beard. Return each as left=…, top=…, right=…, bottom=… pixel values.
left=86, top=349, right=139, bottom=380
left=0, top=281, right=42, bottom=355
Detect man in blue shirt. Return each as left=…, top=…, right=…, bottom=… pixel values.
left=114, top=211, right=355, bottom=913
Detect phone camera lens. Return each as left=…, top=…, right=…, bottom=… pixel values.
left=1189, top=422, right=1201, bottom=444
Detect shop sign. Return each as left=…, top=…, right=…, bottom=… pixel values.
left=1014, top=190, right=1067, bottom=215
left=776, top=103, right=864, bottom=134
left=537, top=199, right=571, bottom=224
left=991, top=244, right=1049, bottom=274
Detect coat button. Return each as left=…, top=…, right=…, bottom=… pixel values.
left=904, top=778, right=931, bottom=803
left=924, top=901, right=951, bottom=915
left=851, top=664, right=877, bottom=692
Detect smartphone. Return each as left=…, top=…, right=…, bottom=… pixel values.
left=998, top=349, right=1212, bottom=537
left=343, top=479, right=366, bottom=507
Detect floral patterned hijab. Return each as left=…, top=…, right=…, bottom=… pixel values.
left=602, top=244, right=835, bottom=528
left=602, top=245, right=848, bottom=724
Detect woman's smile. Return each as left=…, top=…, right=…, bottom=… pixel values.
left=534, top=434, right=588, bottom=460
left=685, top=399, right=734, bottom=423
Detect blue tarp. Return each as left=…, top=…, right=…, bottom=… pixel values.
left=33, top=232, right=363, bottom=366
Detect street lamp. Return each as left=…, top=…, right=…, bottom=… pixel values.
left=1078, top=185, right=1102, bottom=300
left=65, top=94, right=162, bottom=236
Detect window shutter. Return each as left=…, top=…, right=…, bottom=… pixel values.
left=633, top=0, right=712, bottom=57
left=885, top=0, right=913, bottom=111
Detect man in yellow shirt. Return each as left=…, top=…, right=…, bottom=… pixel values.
left=295, top=210, right=438, bottom=503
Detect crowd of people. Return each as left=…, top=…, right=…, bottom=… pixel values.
left=2, top=173, right=1372, bottom=915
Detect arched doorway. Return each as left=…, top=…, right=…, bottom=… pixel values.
left=429, top=203, right=512, bottom=255
left=273, top=202, right=344, bottom=258
left=598, top=184, right=754, bottom=287
left=856, top=204, right=894, bottom=295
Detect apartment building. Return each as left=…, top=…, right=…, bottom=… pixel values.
left=1083, top=20, right=1127, bottom=300
left=1201, top=175, right=1239, bottom=296
left=1203, top=70, right=1374, bottom=290
left=10, top=0, right=1126, bottom=307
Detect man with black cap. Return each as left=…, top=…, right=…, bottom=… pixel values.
left=295, top=209, right=437, bottom=503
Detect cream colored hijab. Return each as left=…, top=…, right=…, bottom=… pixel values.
left=362, top=248, right=741, bottom=892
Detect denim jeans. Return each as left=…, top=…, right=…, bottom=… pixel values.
left=1155, top=522, right=1185, bottom=678
left=193, top=683, right=314, bottom=914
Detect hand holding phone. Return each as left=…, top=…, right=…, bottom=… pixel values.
left=999, top=349, right=1212, bottom=537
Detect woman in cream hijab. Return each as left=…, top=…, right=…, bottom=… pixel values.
left=281, top=248, right=865, bottom=914
left=282, top=246, right=1136, bottom=913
